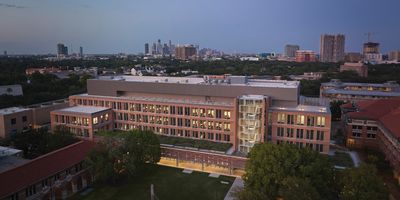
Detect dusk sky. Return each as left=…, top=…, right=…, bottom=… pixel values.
left=1, top=0, right=399, bottom=54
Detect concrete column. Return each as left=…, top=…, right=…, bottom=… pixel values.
left=82, top=178, right=87, bottom=188
left=72, top=181, right=78, bottom=193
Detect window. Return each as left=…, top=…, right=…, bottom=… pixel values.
left=286, top=128, right=294, bottom=138
left=287, top=115, right=294, bottom=124
left=224, top=111, right=231, bottom=119
left=177, top=107, right=183, bottom=115
left=367, top=133, right=376, bottom=139
left=307, top=116, right=315, bottom=126
left=316, top=131, right=324, bottom=141
left=316, top=116, right=325, bottom=127
left=296, top=115, right=305, bottom=125
left=22, top=116, right=27, bottom=122
left=296, top=129, right=304, bottom=139
left=93, top=117, right=99, bottom=125
left=11, top=118, right=16, bottom=125
left=25, top=185, right=36, bottom=197
left=216, top=110, right=222, bottom=118
left=277, top=127, right=284, bottom=137
left=306, top=130, right=314, bottom=140
left=316, top=144, right=324, bottom=152
left=170, top=106, right=176, bottom=114
left=305, top=143, right=314, bottom=149
left=352, top=125, right=363, bottom=130
left=224, top=122, right=231, bottom=131
left=352, top=132, right=361, bottom=137
left=277, top=113, right=286, bottom=124
left=185, top=107, right=191, bottom=116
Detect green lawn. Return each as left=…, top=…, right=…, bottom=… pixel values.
left=71, top=165, right=235, bottom=200
left=329, top=151, right=354, bottom=168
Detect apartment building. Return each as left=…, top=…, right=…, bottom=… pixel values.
left=0, top=141, right=94, bottom=200
left=341, top=98, right=400, bottom=182
left=295, top=50, right=317, bottom=62
left=320, top=79, right=400, bottom=102
left=0, top=99, right=69, bottom=139
left=51, top=75, right=331, bottom=155
left=339, top=62, right=368, bottom=77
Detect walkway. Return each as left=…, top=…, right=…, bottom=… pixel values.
left=224, top=177, right=244, bottom=200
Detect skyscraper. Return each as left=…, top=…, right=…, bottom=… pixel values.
left=284, top=44, right=300, bottom=58
left=175, top=45, right=197, bottom=60
left=57, top=43, right=68, bottom=57
left=144, top=43, right=149, bottom=55
left=3, top=51, right=7, bottom=56
left=151, top=43, right=157, bottom=55
left=320, top=34, right=345, bottom=62
left=156, top=39, right=162, bottom=55
left=79, top=46, right=83, bottom=57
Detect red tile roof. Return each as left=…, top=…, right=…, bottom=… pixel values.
left=0, top=140, right=94, bottom=198
left=345, top=98, right=400, bottom=138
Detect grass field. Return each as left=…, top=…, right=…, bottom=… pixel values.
left=71, top=165, right=235, bottom=200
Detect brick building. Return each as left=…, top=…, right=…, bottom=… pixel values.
left=341, top=98, right=400, bottom=183
left=0, top=141, right=94, bottom=200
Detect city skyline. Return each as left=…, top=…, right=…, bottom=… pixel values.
left=0, top=0, right=399, bottom=54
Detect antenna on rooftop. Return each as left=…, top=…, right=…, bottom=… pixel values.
left=364, top=32, right=377, bottom=42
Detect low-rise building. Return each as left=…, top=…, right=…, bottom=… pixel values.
left=341, top=98, right=400, bottom=183
left=0, top=141, right=94, bottom=200
left=320, top=79, right=400, bottom=102
left=389, top=51, right=400, bottom=61
left=0, top=99, right=69, bottom=139
left=0, top=85, right=23, bottom=96
left=340, top=62, right=368, bottom=77
left=50, top=75, right=331, bottom=155
left=295, top=50, right=317, bottom=62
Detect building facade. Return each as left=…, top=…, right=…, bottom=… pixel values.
left=0, top=99, right=69, bottom=138
left=50, top=75, right=331, bottom=154
left=175, top=45, right=197, bottom=60
left=284, top=44, right=300, bottom=58
left=295, top=50, right=317, bottom=62
left=320, top=79, right=400, bottom=102
left=320, top=34, right=345, bottom=62
left=363, top=42, right=382, bottom=63
left=389, top=51, right=400, bottom=61
left=339, top=62, right=368, bottom=77
left=341, top=98, right=400, bottom=183
left=0, top=141, right=94, bottom=200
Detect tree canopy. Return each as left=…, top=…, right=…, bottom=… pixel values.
left=238, top=143, right=335, bottom=200
left=85, top=130, right=161, bottom=184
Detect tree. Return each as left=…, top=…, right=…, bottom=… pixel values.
left=85, top=130, right=161, bottom=184
left=339, top=164, right=388, bottom=200
left=330, top=100, right=345, bottom=121
left=238, top=143, right=336, bottom=200
left=278, top=176, right=321, bottom=200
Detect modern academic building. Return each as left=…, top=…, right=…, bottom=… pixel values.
left=50, top=75, right=331, bottom=172
left=342, top=98, right=400, bottom=183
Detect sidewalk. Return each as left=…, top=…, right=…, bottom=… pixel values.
left=224, top=177, right=244, bottom=200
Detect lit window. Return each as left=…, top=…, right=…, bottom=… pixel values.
left=93, top=117, right=99, bottom=125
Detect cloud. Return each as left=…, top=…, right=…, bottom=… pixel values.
left=0, top=3, right=27, bottom=9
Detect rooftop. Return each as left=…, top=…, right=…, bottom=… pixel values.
left=0, top=141, right=94, bottom=198
left=0, top=107, right=30, bottom=115
left=270, top=104, right=330, bottom=114
left=54, top=106, right=111, bottom=114
left=96, top=75, right=300, bottom=89
left=322, top=80, right=399, bottom=88
left=323, top=89, right=400, bottom=97
left=74, top=94, right=234, bottom=107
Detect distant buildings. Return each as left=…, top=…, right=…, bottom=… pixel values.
left=320, top=34, right=345, bottom=62
left=295, top=50, right=316, bottom=62
left=363, top=42, right=382, bottom=63
left=320, top=79, right=400, bottom=102
left=0, top=85, right=23, bottom=96
left=389, top=51, right=400, bottom=61
left=284, top=44, right=300, bottom=58
left=57, top=43, right=68, bottom=57
left=0, top=141, right=94, bottom=200
left=289, top=72, right=325, bottom=81
left=345, top=52, right=362, bottom=63
left=341, top=98, right=400, bottom=183
left=144, top=43, right=149, bottom=55
left=340, top=62, right=368, bottom=77
left=3, top=51, right=6, bottom=56
left=175, top=45, right=197, bottom=60
left=79, top=46, right=83, bottom=58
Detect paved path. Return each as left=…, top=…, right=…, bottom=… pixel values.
left=224, top=177, right=244, bottom=200
left=348, top=151, right=361, bottom=167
